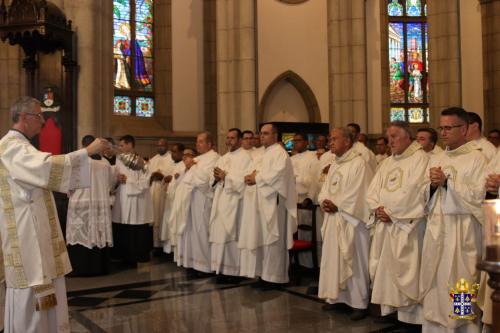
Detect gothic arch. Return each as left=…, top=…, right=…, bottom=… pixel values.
left=258, top=70, right=321, bottom=124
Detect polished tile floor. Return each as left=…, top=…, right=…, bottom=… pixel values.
left=67, top=257, right=401, bottom=333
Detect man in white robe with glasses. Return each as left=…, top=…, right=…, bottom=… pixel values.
left=0, top=96, right=108, bottom=333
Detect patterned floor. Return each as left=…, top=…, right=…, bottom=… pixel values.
left=66, top=258, right=411, bottom=333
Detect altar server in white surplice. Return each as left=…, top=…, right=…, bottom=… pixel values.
left=66, top=135, right=115, bottom=276
left=291, top=133, right=319, bottom=268
left=367, top=121, right=429, bottom=325
left=420, top=107, right=487, bottom=333
left=149, top=138, right=175, bottom=248
left=160, top=143, right=186, bottom=254
left=318, top=128, right=373, bottom=321
left=210, top=128, right=252, bottom=279
left=239, top=123, right=297, bottom=287
left=347, top=123, right=377, bottom=172
left=176, top=132, right=220, bottom=273
left=466, top=112, right=496, bottom=163
left=0, top=97, right=108, bottom=333
left=477, top=149, right=499, bottom=330
left=112, top=135, right=154, bottom=263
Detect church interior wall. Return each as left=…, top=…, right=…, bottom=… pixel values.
left=172, top=0, right=205, bottom=133
left=262, top=79, right=309, bottom=122
left=459, top=0, right=484, bottom=120
left=257, top=0, right=329, bottom=124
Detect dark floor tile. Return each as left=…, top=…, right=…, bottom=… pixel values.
left=113, top=289, right=157, bottom=299
left=68, top=296, right=108, bottom=307
left=306, top=286, right=318, bottom=295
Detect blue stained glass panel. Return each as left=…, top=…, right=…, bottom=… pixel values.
left=388, top=0, right=403, bottom=17
left=114, top=96, right=132, bottom=115
left=136, top=97, right=154, bottom=117
left=389, top=23, right=405, bottom=103
left=113, top=0, right=130, bottom=21
left=406, top=0, right=422, bottom=17
left=136, top=23, right=153, bottom=57
left=390, top=108, right=405, bottom=122
left=407, top=23, right=424, bottom=103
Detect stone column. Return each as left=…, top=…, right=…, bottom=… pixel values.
left=327, top=0, right=367, bottom=130
left=215, top=0, right=256, bottom=152
left=480, top=0, right=500, bottom=131
left=63, top=0, right=114, bottom=142
left=427, top=0, right=461, bottom=128
left=0, top=42, right=24, bottom=134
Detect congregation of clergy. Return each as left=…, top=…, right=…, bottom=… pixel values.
left=0, top=96, right=499, bottom=333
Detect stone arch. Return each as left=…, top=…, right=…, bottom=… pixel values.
left=258, top=70, right=321, bottom=124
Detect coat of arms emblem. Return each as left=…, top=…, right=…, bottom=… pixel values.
left=449, top=278, right=479, bottom=320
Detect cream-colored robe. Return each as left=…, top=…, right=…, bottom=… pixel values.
left=66, top=158, right=115, bottom=249
left=160, top=161, right=186, bottom=254
left=477, top=150, right=500, bottom=326
left=353, top=141, right=377, bottom=172
left=0, top=130, right=91, bottom=333
left=176, top=150, right=220, bottom=272
left=429, top=145, right=443, bottom=156
left=475, top=137, right=496, bottom=163
left=420, top=141, right=487, bottom=333
left=367, top=141, right=429, bottom=324
left=209, top=148, right=252, bottom=275
left=318, top=148, right=373, bottom=309
left=239, top=143, right=297, bottom=283
left=149, top=152, right=175, bottom=247
left=112, top=158, right=153, bottom=225
left=0, top=130, right=90, bottom=289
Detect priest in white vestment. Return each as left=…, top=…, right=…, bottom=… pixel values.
left=478, top=149, right=499, bottom=329
left=466, top=112, right=496, bottom=162
left=417, top=128, right=443, bottom=156
left=112, top=135, right=154, bottom=263
left=290, top=133, right=319, bottom=268
left=239, top=123, right=297, bottom=287
left=347, top=123, right=377, bottom=172
left=318, top=128, right=373, bottom=321
left=367, top=121, right=429, bottom=324
left=420, top=107, right=487, bottom=333
left=66, top=135, right=115, bottom=276
left=375, top=136, right=390, bottom=165
left=209, top=129, right=252, bottom=279
left=0, top=97, right=108, bottom=333
left=149, top=138, right=175, bottom=247
left=165, top=147, right=196, bottom=260
left=176, top=132, right=220, bottom=274
left=160, top=143, right=186, bottom=254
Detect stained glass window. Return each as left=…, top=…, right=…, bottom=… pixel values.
left=113, top=0, right=154, bottom=116
left=388, top=0, right=428, bottom=123
left=114, top=96, right=132, bottom=116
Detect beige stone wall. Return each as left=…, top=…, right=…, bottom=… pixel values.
left=0, top=44, right=24, bottom=135
left=216, top=0, right=256, bottom=152
left=481, top=0, right=500, bottom=132
left=327, top=0, right=368, bottom=131
left=427, top=0, right=461, bottom=128
left=459, top=0, right=484, bottom=119
left=171, top=0, right=205, bottom=132
left=257, top=0, right=329, bottom=124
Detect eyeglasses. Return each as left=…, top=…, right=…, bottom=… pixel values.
left=25, top=112, right=44, bottom=120
left=437, top=124, right=464, bottom=132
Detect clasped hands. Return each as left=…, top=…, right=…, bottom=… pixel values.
left=486, top=173, right=500, bottom=194
left=375, top=206, right=392, bottom=223
left=429, top=166, right=447, bottom=189
left=244, top=170, right=257, bottom=185
left=321, top=199, right=338, bottom=214
left=213, top=167, right=227, bottom=182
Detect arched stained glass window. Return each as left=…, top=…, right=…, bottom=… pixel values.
left=388, top=0, right=428, bottom=123
left=113, top=0, right=154, bottom=117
